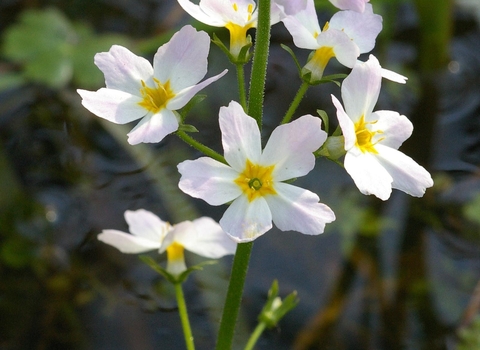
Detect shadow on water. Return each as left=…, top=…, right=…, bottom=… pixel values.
left=1, top=0, right=480, bottom=349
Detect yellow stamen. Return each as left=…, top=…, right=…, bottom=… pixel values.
left=138, top=78, right=175, bottom=113
left=233, top=3, right=238, bottom=11
left=234, top=159, right=276, bottom=202
left=322, top=21, right=330, bottom=32
left=247, top=4, right=254, bottom=21
left=354, top=115, right=384, bottom=154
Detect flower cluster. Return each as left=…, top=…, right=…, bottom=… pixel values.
left=77, top=0, right=435, bottom=347
left=78, top=0, right=433, bottom=250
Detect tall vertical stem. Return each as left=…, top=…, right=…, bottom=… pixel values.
left=215, top=0, right=271, bottom=349
left=247, top=0, right=271, bottom=130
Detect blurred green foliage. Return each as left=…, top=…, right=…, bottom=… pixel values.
left=458, top=316, right=480, bottom=350
left=2, top=7, right=130, bottom=89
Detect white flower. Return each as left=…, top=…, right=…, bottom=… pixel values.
left=331, top=55, right=434, bottom=200
left=98, top=209, right=236, bottom=275
left=77, top=25, right=227, bottom=145
left=329, top=0, right=370, bottom=13
left=282, top=0, right=382, bottom=81
left=177, top=101, right=335, bottom=242
left=176, top=0, right=284, bottom=57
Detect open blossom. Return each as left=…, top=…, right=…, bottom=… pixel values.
left=331, top=55, right=433, bottom=200
left=176, top=0, right=284, bottom=57
left=282, top=0, right=381, bottom=81
left=77, top=25, right=227, bottom=145
left=329, top=0, right=370, bottom=13
left=177, top=101, right=335, bottom=242
left=98, top=209, right=236, bottom=275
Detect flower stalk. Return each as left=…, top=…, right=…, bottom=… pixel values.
left=281, top=81, right=310, bottom=124
left=175, top=282, right=195, bottom=350
left=216, top=0, right=271, bottom=348
left=247, top=0, right=271, bottom=130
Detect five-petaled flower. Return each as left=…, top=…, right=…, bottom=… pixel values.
left=176, top=0, right=283, bottom=58
left=77, top=25, right=227, bottom=145
left=282, top=0, right=381, bottom=82
left=177, top=101, right=335, bottom=242
left=97, top=209, right=237, bottom=276
left=331, top=55, right=434, bottom=200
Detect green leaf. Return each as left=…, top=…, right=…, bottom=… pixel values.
left=316, top=109, right=329, bottom=133
left=139, top=255, right=217, bottom=284
left=71, top=23, right=130, bottom=88
left=2, top=8, right=76, bottom=88
left=280, top=44, right=303, bottom=77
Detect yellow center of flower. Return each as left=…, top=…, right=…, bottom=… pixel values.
left=311, top=46, right=335, bottom=71
left=138, top=78, right=175, bottom=113
left=354, top=115, right=384, bottom=154
left=166, top=241, right=185, bottom=262
left=234, top=159, right=276, bottom=202
left=225, top=3, right=255, bottom=57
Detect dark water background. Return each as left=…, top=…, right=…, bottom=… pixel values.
left=1, top=1, right=480, bottom=349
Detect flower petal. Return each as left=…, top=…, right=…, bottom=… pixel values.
left=177, top=0, right=230, bottom=27
left=329, top=0, right=369, bottom=13
left=77, top=88, right=146, bottom=124
left=331, top=94, right=356, bottom=150
left=167, top=69, right=228, bottom=110
left=380, top=67, right=407, bottom=84
left=281, top=0, right=321, bottom=50
left=94, top=45, right=153, bottom=95
left=178, top=157, right=242, bottom=205
left=316, top=29, right=359, bottom=68
left=168, top=217, right=237, bottom=258
left=98, top=229, right=161, bottom=253
left=124, top=209, right=170, bottom=241
left=266, top=182, right=335, bottom=235
left=344, top=150, right=393, bottom=200
left=329, top=4, right=382, bottom=53
left=220, top=195, right=273, bottom=242
left=201, top=0, right=257, bottom=26
left=153, top=25, right=211, bottom=92
left=373, top=110, right=413, bottom=149
left=261, top=114, right=326, bottom=180
left=126, top=109, right=179, bottom=145
left=375, top=145, right=434, bottom=197
left=220, top=101, right=262, bottom=172
left=341, top=55, right=382, bottom=121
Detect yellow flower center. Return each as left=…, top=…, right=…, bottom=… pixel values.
left=226, top=3, right=255, bottom=57
left=234, top=159, right=276, bottom=202
left=311, top=46, right=335, bottom=71
left=354, top=115, right=384, bottom=154
left=138, top=78, right=175, bottom=113
left=166, top=241, right=185, bottom=263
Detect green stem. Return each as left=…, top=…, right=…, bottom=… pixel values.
left=176, top=130, right=226, bottom=164
left=216, top=0, right=271, bottom=349
left=247, top=0, right=271, bottom=130
left=281, top=81, right=309, bottom=124
left=215, top=242, right=253, bottom=350
left=245, top=322, right=267, bottom=350
left=236, top=63, right=248, bottom=111
left=244, top=322, right=267, bottom=350
left=175, top=282, right=195, bottom=350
